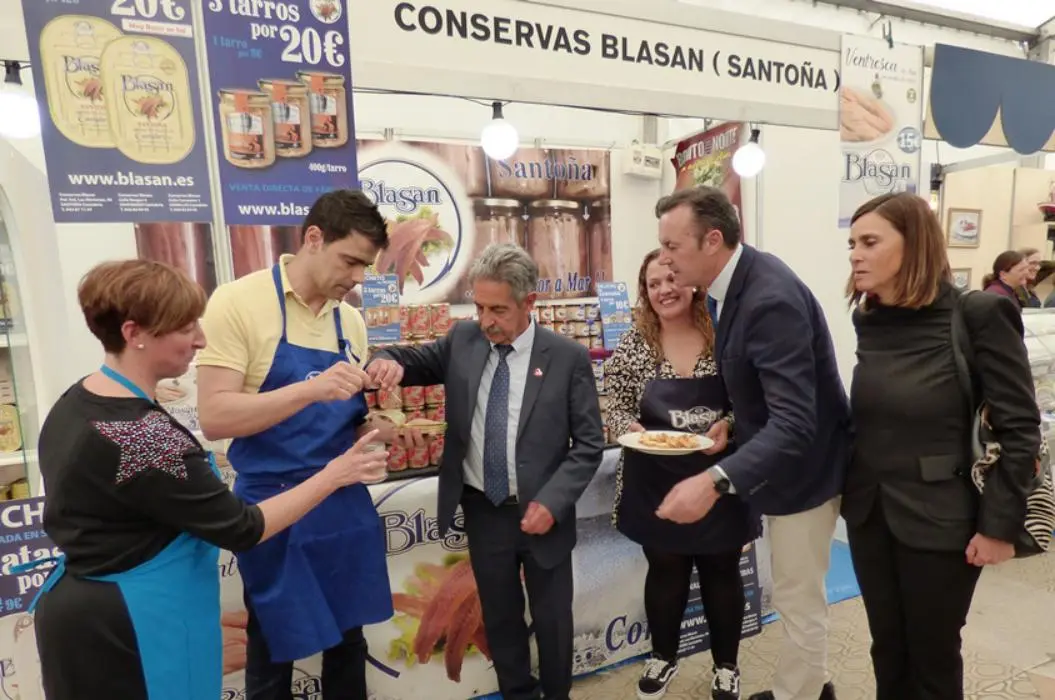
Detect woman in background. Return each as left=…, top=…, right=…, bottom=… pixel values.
left=30, top=260, right=388, bottom=700
left=1015, top=247, right=1042, bottom=308
left=606, top=249, right=758, bottom=700
left=846, top=193, right=1039, bottom=700
left=981, top=250, right=1029, bottom=307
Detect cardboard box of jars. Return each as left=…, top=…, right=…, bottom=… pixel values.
left=366, top=301, right=617, bottom=477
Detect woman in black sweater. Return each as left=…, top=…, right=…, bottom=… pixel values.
left=845, top=193, right=1040, bottom=700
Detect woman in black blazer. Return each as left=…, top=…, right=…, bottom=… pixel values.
left=845, top=193, right=1040, bottom=700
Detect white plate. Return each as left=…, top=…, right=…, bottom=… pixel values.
left=617, top=431, right=714, bottom=456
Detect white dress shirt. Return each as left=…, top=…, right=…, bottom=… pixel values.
left=706, top=245, right=743, bottom=493
left=706, top=243, right=743, bottom=322
left=463, top=321, right=536, bottom=497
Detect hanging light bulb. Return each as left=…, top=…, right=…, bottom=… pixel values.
left=0, top=61, right=41, bottom=140
left=480, top=101, right=519, bottom=160
left=732, top=128, right=766, bottom=178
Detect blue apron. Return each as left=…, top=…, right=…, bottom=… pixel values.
left=18, top=366, right=224, bottom=700
left=226, top=264, right=392, bottom=663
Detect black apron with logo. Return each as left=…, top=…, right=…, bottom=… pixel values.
left=616, top=368, right=759, bottom=554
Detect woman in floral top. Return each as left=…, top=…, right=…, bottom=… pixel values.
left=606, top=249, right=759, bottom=700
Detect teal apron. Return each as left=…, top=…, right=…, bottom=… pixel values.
left=225, top=264, right=392, bottom=663
left=19, top=366, right=224, bottom=700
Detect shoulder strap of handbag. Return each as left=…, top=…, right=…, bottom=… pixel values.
left=949, top=290, right=981, bottom=415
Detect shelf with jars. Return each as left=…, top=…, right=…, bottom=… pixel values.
left=363, top=300, right=622, bottom=487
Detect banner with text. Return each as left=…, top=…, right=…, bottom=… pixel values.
left=838, top=35, right=924, bottom=228
left=21, top=0, right=213, bottom=223
left=352, top=0, right=841, bottom=126
left=225, top=139, right=614, bottom=308
left=202, top=0, right=359, bottom=225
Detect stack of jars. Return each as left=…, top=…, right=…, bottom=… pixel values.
left=400, top=302, right=451, bottom=340
left=533, top=302, right=604, bottom=350
left=367, top=383, right=446, bottom=473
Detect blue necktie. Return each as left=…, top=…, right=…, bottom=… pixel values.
left=706, top=295, right=719, bottom=325
left=483, top=345, right=514, bottom=506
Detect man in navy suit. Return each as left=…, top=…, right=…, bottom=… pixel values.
left=653, top=187, right=851, bottom=700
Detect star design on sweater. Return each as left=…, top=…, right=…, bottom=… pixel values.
left=92, top=412, right=195, bottom=485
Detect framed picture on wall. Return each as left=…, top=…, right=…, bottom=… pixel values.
left=947, top=208, right=982, bottom=248
left=951, top=268, right=972, bottom=292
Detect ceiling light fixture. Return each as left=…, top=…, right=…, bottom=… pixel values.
left=480, top=101, right=519, bottom=160
left=732, top=127, right=766, bottom=178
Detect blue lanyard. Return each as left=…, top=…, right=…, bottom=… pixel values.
left=100, top=365, right=153, bottom=403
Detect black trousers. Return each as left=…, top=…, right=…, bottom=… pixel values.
left=642, top=547, right=745, bottom=666
left=847, top=503, right=982, bottom=700
left=244, top=599, right=368, bottom=700
left=461, top=487, right=574, bottom=700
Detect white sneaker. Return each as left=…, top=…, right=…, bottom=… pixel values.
left=637, top=656, right=679, bottom=699
left=711, top=663, right=741, bottom=700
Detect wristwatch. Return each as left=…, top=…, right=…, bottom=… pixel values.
left=707, top=466, right=732, bottom=495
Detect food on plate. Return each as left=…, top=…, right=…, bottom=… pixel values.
left=373, top=208, right=455, bottom=292
left=390, top=557, right=491, bottom=682
left=639, top=431, right=701, bottom=450
left=839, top=86, right=894, bottom=142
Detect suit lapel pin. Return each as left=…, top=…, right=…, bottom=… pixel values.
left=533, top=368, right=543, bottom=377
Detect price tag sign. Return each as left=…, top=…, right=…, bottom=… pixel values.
left=202, top=0, right=359, bottom=225
left=21, top=0, right=214, bottom=223
left=362, top=274, right=401, bottom=345
left=596, top=281, right=633, bottom=350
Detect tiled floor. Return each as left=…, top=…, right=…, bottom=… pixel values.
left=570, top=552, right=1055, bottom=699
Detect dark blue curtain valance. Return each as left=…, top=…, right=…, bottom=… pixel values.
left=930, top=43, right=1055, bottom=155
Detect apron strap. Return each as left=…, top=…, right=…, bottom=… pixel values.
left=100, top=366, right=154, bottom=403
left=11, top=555, right=66, bottom=613
left=333, top=306, right=360, bottom=365
left=270, top=264, right=290, bottom=343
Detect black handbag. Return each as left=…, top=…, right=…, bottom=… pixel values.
left=949, top=291, right=1055, bottom=557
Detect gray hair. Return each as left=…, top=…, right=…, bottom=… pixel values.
left=467, top=243, right=539, bottom=302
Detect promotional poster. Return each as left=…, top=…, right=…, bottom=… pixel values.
left=671, top=122, right=745, bottom=225
left=21, top=0, right=213, bottom=223
left=838, top=35, right=924, bottom=228
left=201, top=0, right=359, bottom=225
left=134, top=222, right=219, bottom=294
left=225, top=139, right=615, bottom=310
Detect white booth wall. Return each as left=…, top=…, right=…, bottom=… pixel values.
left=0, top=0, right=1036, bottom=408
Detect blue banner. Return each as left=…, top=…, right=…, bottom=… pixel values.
left=21, top=0, right=214, bottom=223
left=0, top=498, right=58, bottom=618
left=361, top=273, right=401, bottom=345
left=596, top=281, right=632, bottom=350
left=202, top=0, right=359, bottom=225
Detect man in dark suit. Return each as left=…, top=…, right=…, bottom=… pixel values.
left=653, top=187, right=851, bottom=700
left=366, top=243, right=605, bottom=700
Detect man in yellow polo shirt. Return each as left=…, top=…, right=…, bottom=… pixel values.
left=197, top=190, right=397, bottom=700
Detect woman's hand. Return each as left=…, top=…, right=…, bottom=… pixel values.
left=966, top=533, right=1015, bottom=567
left=626, top=422, right=645, bottom=434
left=221, top=610, right=248, bottom=675
left=702, top=419, right=730, bottom=455
left=323, top=429, right=388, bottom=486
